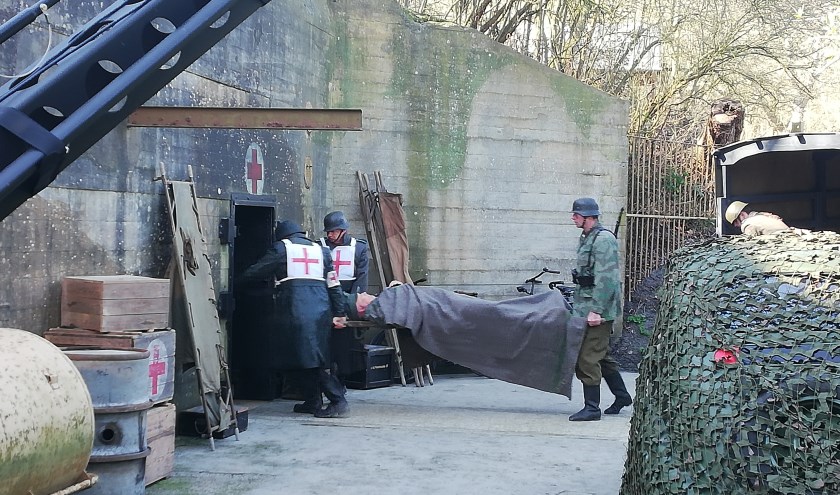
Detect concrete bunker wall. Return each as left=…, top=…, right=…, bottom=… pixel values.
left=0, top=0, right=628, bottom=332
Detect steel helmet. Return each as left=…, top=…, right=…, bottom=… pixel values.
left=571, top=197, right=600, bottom=217
left=275, top=220, right=305, bottom=240
left=323, top=211, right=349, bottom=232
left=725, top=201, right=748, bottom=224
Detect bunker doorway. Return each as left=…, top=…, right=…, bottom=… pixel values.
left=221, top=193, right=278, bottom=400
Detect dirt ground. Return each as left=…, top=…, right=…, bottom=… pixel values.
left=614, top=226, right=715, bottom=371
left=613, top=267, right=664, bottom=371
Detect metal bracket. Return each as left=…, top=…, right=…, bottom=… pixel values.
left=218, top=217, right=231, bottom=245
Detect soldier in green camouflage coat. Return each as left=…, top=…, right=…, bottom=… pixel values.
left=568, top=198, right=632, bottom=421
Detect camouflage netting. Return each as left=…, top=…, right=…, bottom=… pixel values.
left=621, top=230, right=840, bottom=495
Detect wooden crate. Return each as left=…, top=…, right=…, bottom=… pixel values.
left=45, top=327, right=176, bottom=404
left=145, top=403, right=176, bottom=486
left=61, top=275, right=170, bottom=332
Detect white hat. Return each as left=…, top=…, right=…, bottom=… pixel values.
left=725, top=201, right=748, bottom=224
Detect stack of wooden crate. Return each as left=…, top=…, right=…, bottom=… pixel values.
left=45, top=275, right=177, bottom=486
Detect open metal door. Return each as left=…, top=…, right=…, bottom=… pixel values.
left=714, top=133, right=840, bottom=235
left=158, top=164, right=237, bottom=450
left=219, top=193, right=278, bottom=399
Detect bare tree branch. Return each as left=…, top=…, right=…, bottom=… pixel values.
left=396, top=0, right=840, bottom=136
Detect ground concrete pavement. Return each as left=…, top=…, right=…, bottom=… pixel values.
left=146, top=373, right=636, bottom=495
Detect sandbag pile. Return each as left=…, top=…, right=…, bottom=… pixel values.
left=622, top=230, right=840, bottom=494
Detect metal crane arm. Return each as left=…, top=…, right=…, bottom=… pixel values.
left=0, top=0, right=273, bottom=220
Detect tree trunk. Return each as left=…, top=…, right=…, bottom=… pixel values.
left=706, top=98, right=745, bottom=149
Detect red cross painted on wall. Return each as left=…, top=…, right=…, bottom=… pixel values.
left=333, top=249, right=352, bottom=273
left=247, top=148, right=262, bottom=194
left=148, top=345, right=166, bottom=396
left=291, top=247, right=320, bottom=274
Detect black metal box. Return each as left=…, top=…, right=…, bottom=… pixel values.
left=332, top=327, right=364, bottom=379
left=344, top=345, right=394, bottom=390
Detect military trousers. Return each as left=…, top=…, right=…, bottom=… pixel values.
left=296, top=367, right=346, bottom=404
left=575, top=320, right=616, bottom=386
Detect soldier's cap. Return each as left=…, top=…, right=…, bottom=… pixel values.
left=725, top=201, right=748, bottom=224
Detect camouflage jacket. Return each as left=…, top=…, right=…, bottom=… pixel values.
left=572, top=222, right=622, bottom=321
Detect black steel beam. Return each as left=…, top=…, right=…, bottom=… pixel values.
left=0, top=0, right=276, bottom=221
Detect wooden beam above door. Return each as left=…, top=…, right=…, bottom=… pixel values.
left=127, top=107, right=363, bottom=131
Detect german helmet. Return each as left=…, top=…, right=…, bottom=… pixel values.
left=275, top=220, right=305, bottom=240
left=571, top=197, right=600, bottom=217
left=323, top=211, right=350, bottom=231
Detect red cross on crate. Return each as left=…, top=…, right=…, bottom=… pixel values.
left=291, top=247, right=320, bottom=275
left=333, top=249, right=352, bottom=274
left=247, top=147, right=262, bottom=194
left=148, top=345, right=166, bottom=396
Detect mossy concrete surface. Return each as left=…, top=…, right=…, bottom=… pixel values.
left=0, top=0, right=627, bottom=333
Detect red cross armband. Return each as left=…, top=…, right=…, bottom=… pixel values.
left=327, top=270, right=340, bottom=288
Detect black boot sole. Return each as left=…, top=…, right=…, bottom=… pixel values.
left=569, top=413, right=601, bottom=421
left=293, top=403, right=321, bottom=414
left=314, top=401, right=350, bottom=418
left=604, top=398, right=633, bottom=415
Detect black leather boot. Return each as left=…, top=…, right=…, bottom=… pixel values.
left=314, top=368, right=350, bottom=418
left=569, top=385, right=601, bottom=421
left=293, top=369, right=323, bottom=414
left=603, top=370, right=632, bottom=415
left=314, top=398, right=349, bottom=418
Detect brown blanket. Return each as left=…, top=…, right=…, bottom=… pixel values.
left=365, top=284, right=587, bottom=399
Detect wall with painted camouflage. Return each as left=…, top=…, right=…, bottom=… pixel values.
left=0, top=0, right=628, bottom=333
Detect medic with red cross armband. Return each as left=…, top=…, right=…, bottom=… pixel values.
left=320, top=211, right=370, bottom=294
left=237, top=220, right=350, bottom=418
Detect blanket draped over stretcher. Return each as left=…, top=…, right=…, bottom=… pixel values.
left=364, top=284, right=588, bottom=399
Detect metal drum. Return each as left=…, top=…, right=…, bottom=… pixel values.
left=64, top=347, right=151, bottom=495
left=87, top=449, right=150, bottom=494
left=0, top=328, right=95, bottom=495
left=90, top=407, right=149, bottom=456
left=64, top=348, right=151, bottom=408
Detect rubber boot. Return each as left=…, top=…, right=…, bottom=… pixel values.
left=569, top=385, right=601, bottom=421
left=314, top=368, right=350, bottom=418
left=314, top=399, right=349, bottom=418
left=293, top=399, right=322, bottom=414
left=293, top=369, right=323, bottom=414
left=603, top=370, right=632, bottom=415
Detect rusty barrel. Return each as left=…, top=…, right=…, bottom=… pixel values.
left=64, top=347, right=152, bottom=495
left=0, top=328, right=95, bottom=495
